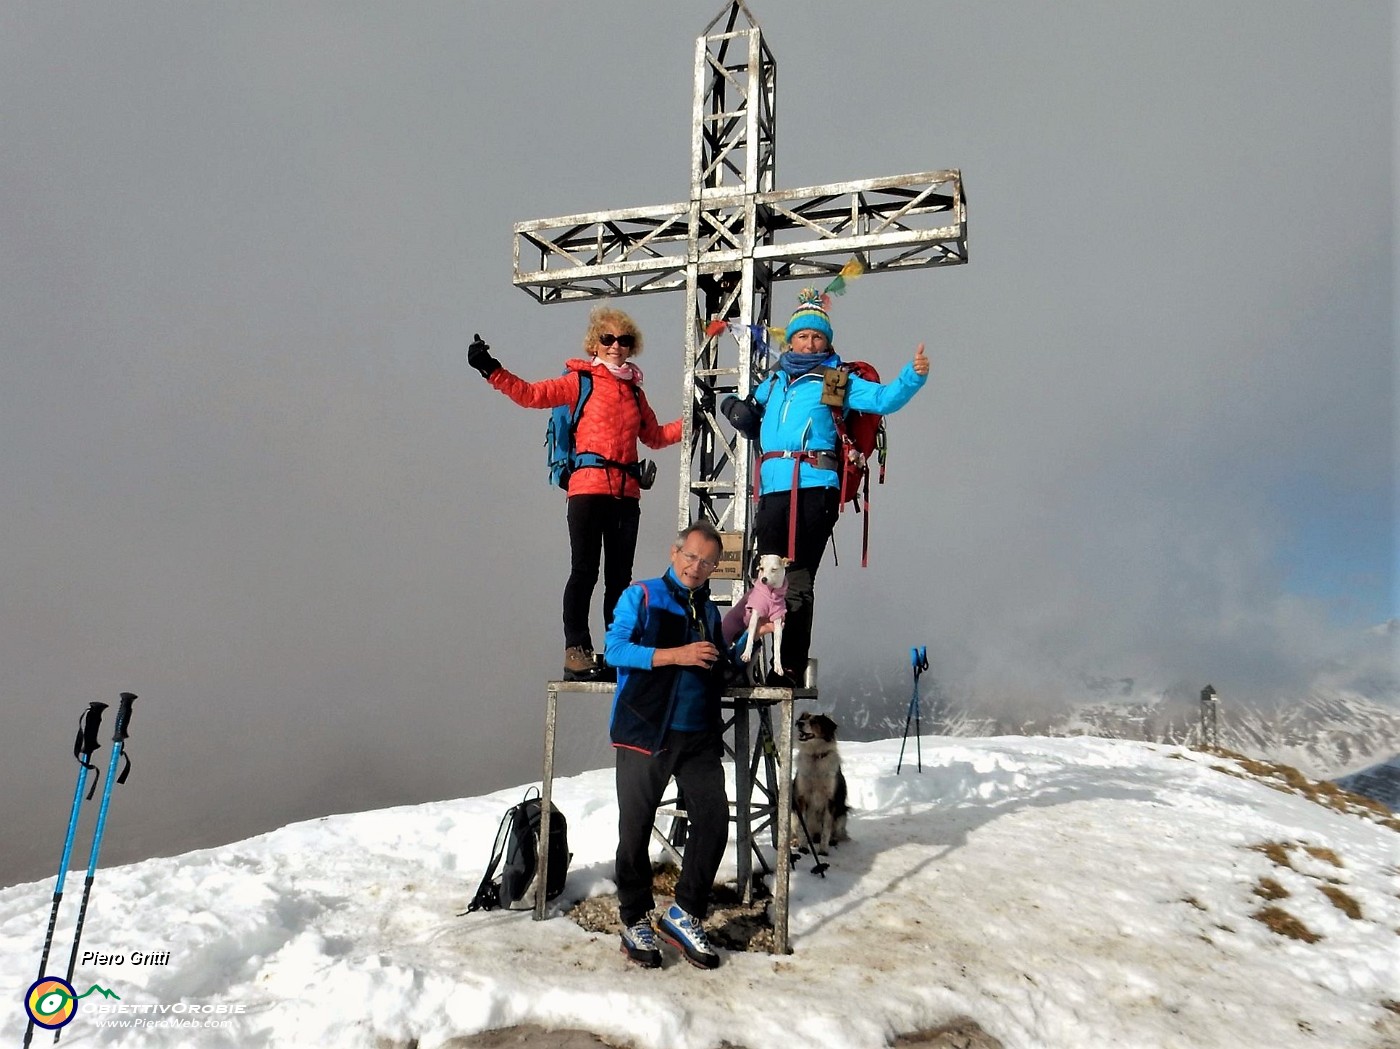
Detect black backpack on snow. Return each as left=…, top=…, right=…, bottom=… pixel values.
left=466, top=787, right=571, bottom=912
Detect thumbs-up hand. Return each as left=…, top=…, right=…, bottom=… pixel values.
left=912, top=343, right=929, bottom=376
left=468, top=333, right=501, bottom=379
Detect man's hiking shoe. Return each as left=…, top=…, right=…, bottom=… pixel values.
left=564, top=645, right=607, bottom=682
left=657, top=904, right=721, bottom=969
left=619, top=918, right=662, bottom=968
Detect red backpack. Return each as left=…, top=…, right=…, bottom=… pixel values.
left=826, top=362, right=887, bottom=566
left=753, top=361, right=889, bottom=567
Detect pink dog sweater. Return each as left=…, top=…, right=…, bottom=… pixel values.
left=721, top=579, right=789, bottom=644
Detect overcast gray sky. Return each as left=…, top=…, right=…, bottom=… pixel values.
left=1, top=1, right=1392, bottom=887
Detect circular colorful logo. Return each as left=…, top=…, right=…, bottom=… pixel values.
left=25, top=977, right=77, bottom=1030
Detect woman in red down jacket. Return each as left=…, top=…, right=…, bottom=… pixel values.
left=468, top=306, right=682, bottom=681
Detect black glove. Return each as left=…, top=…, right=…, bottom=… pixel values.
left=467, top=333, right=500, bottom=379
left=721, top=394, right=763, bottom=440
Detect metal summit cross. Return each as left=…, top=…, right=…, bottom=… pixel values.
left=518, top=3, right=967, bottom=952
left=513, top=1, right=968, bottom=562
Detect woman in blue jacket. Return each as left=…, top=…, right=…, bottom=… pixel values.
left=742, top=288, right=929, bottom=684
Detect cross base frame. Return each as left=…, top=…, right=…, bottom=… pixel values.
left=535, top=680, right=817, bottom=954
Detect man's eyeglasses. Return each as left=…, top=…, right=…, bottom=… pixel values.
left=680, top=550, right=720, bottom=571
left=597, top=333, right=636, bottom=349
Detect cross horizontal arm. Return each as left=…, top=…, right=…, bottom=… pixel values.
left=513, top=202, right=693, bottom=304
left=758, top=169, right=967, bottom=278
left=513, top=170, right=966, bottom=304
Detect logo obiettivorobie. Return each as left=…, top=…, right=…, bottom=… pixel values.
left=24, top=978, right=119, bottom=1030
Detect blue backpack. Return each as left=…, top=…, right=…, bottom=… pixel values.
left=544, top=371, right=644, bottom=489
left=545, top=372, right=593, bottom=489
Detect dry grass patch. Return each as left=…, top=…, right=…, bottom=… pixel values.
left=1235, top=756, right=1311, bottom=792
left=1318, top=885, right=1363, bottom=920
left=1247, top=839, right=1352, bottom=880
left=1302, top=844, right=1343, bottom=868
left=892, top=1018, right=1006, bottom=1048
left=1207, top=750, right=1399, bottom=831
left=1248, top=841, right=1295, bottom=869
left=1251, top=905, right=1322, bottom=943
left=1253, top=877, right=1289, bottom=901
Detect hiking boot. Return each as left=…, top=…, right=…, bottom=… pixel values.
left=657, top=904, right=721, bottom=969
left=619, top=917, right=662, bottom=968
left=564, top=645, right=606, bottom=682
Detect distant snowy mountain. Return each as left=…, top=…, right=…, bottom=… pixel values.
left=833, top=677, right=1400, bottom=782
left=1336, top=753, right=1400, bottom=812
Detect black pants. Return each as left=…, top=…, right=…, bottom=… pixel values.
left=754, top=486, right=840, bottom=678
left=564, top=495, right=641, bottom=650
left=615, top=731, right=728, bottom=926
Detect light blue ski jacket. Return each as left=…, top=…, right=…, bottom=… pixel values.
left=751, top=355, right=927, bottom=495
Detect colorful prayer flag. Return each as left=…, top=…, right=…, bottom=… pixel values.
left=823, top=257, right=866, bottom=297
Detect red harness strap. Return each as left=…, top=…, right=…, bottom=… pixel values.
left=755, top=446, right=876, bottom=567
left=755, top=449, right=839, bottom=562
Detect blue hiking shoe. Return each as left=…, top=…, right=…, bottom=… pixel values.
left=619, top=918, right=662, bottom=968
left=657, top=904, right=721, bottom=969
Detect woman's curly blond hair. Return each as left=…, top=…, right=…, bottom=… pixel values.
left=583, top=305, right=644, bottom=357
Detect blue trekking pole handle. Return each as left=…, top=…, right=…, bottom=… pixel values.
left=914, top=647, right=926, bottom=770
left=911, top=646, right=928, bottom=677
left=60, top=702, right=109, bottom=889
left=898, top=647, right=928, bottom=774
left=83, top=693, right=135, bottom=878
left=23, top=702, right=107, bottom=1049
left=57, top=692, right=136, bottom=1044
left=110, top=691, right=135, bottom=744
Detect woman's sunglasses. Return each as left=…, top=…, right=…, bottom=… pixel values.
left=597, top=333, right=636, bottom=349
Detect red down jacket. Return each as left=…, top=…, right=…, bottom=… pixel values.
left=488, top=358, right=682, bottom=498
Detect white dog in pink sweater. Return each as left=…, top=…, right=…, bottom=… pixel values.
left=721, top=553, right=789, bottom=677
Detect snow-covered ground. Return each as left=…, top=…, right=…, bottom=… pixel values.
left=2, top=735, right=1396, bottom=1049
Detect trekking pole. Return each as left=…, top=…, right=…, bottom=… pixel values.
left=54, top=692, right=135, bottom=1045
left=896, top=647, right=929, bottom=774
left=22, top=702, right=108, bottom=1049
left=770, top=714, right=829, bottom=878
left=789, top=806, right=829, bottom=877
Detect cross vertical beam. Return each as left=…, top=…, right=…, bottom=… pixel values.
left=681, top=3, right=776, bottom=556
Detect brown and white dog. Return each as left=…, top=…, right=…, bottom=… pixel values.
left=792, top=711, right=848, bottom=855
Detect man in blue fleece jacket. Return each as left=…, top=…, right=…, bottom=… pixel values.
left=604, top=520, right=735, bottom=970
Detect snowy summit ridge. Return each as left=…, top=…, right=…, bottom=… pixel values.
left=1, top=735, right=1396, bottom=1049
left=836, top=674, right=1400, bottom=782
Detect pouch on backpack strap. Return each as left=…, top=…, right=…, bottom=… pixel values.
left=819, top=366, right=849, bottom=408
